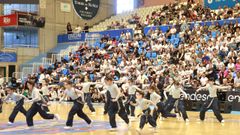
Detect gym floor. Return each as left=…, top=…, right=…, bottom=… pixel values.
left=0, top=102, right=239, bottom=135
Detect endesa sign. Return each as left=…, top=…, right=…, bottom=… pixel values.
left=181, top=89, right=240, bottom=111
left=0, top=14, right=18, bottom=27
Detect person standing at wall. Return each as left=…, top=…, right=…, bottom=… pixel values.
left=67, top=22, right=73, bottom=34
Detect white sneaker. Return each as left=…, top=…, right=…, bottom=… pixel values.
left=185, top=119, right=189, bottom=122
left=54, top=114, right=60, bottom=120
left=109, top=128, right=117, bottom=131
left=197, top=119, right=204, bottom=123
left=27, top=126, right=34, bottom=130
left=91, top=112, right=96, bottom=115
left=176, top=113, right=181, bottom=120
left=221, top=120, right=225, bottom=123
left=7, top=122, right=13, bottom=126
left=88, top=121, right=93, bottom=128
left=64, top=126, right=72, bottom=130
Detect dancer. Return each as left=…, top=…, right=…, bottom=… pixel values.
left=77, top=81, right=102, bottom=114
left=60, top=80, right=92, bottom=129
left=130, top=90, right=157, bottom=132
left=25, top=81, right=59, bottom=128
left=125, top=78, right=141, bottom=117
left=148, top=85, right=176, bottom=121
left=3, top=86, right=27, bottom=125
left=164, top=80, right=189, bottom=121
left=39, top=79, right=50, bottom=112
left=196, top=78, right=231, bottom=123
left=104, top=75, right=129, bottom=130
left=0, top=86, right=6, bottom=113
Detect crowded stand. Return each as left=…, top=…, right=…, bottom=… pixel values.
left=1, top=3, right=240, bottom=103
left=1, top=1, right=240, bottom=133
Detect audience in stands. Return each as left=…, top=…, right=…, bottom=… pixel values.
left=4, top=2, right=240, bottom=103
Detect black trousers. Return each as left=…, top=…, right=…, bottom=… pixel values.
left=125, top=94, right=136, bottom=116
left=84, top=93, right=95, bottom=112
left=140, top=108, right=156, bottom=129
left=66, top=101, right=91, bottom=127
left=164, top=95, right=175, bottom=113
left=42, top=95, right=50, bottom=112
left=9, top=98, right=27, bottom=123
left=200, top=97, right=223, bottom=122
left=164, top=97, right=188, bottom=120
left=0, top=98, right=3, bottom=113
left=153, top=102, right=176, bottom=121
left=108, top=99, right=129, bottom=128
left=26, top=102, right=55, bottom=127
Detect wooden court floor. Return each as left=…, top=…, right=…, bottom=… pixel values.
left=0, top=102, right=239, bottom=135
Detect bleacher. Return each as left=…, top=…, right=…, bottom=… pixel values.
left=89, top=5, right=164, bottom=32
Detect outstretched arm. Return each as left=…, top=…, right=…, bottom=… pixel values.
left=215, top=85, right=231, bottom=90
left=196, top=86, right=208, bottom=92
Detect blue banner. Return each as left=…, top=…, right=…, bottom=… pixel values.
left=204, top=0, right=239, bottom=9
left=86, top=28, right=133, bottom=40
left=57, top=33, right=85, bottom=43
left=0, top=52, right=17, bottom=62
left=57, top=29, right=134, bottom=43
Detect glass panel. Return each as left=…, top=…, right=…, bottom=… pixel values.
left=3, top=4, right=39, bottom=15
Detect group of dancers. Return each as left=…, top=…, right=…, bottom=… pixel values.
left=0, top=74, right=232, bottom=132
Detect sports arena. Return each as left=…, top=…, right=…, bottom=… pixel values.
left=0, top=0, right=240, bottom=135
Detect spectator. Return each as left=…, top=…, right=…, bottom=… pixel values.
left=74, top=25, right=82, bottom=33
left=83, top=23, right=89, bottom=33
left=0, top=75, right=4, bottom=86
left=66, top=22, right=73, bottom=34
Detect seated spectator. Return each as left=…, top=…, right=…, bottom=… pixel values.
left=128, top=13, right=140, bottom=24
left=234, top=72, right=240, bottom=91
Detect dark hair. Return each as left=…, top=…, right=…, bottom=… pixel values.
left=64, top=80, right=73, bottom=85
left=6, top=86, right=15, bottom=91
left=43, top=78, right=49, bottom=84
left=27, top=81, right=35, bottom=87
left=149, top=85, right=156, bottom=91
left=136, top=90, right=144, bottom=97
left=105, top=75, right=113, bottom=81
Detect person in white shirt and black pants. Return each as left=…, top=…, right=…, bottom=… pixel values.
left=25, top=81, right=59, bottom=128
left=105, top=76, right=129, bottom=130
left=125, top=79, right=141, bottom=117
left=60, top=81, right=92, bottom=129
left=196, top=78, right=231, bottom=123
left=130, top=90, right=157, bottom=132
left=76, top=81, right=101, bottom=114
left=4, top=86, right=27, bottom=125
left=164, top=80, right=189, bottom=121
left=148, top=85, right=176, bottom=121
